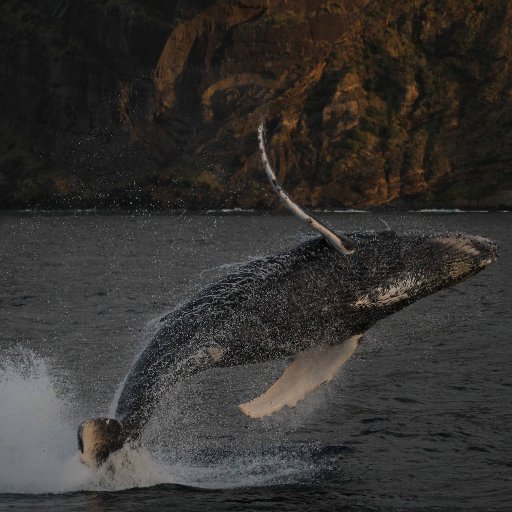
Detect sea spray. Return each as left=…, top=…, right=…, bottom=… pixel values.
left=0, top=347, right=86, bottom=493
left=0, top=347, right=328, bottom=493
left=91, top=444, right=171, bottom=491
left=0, top=347, right=170, bottom=493
left=163, top=443, right=340, bottom=489
left=0, top=346, right=332, bottom=493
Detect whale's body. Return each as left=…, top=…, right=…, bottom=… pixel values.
left=113, top=231, right=497, bottom=437
left=76, top=125, right=498, bottom=468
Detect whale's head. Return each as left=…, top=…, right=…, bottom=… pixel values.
left=77, top=418, right=128, bottom=467
left=347, top=232, right=498, bottom=312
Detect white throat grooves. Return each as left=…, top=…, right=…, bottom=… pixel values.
left=355, top=274, right=422, bottom=307
left=257, top=123, right=356, bottom=255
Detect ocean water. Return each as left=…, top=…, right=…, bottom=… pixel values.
left=0, top=210, right=510, bottom=511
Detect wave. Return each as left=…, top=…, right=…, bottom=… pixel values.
left=205, top=208, right=255, bottom=214
left=312, top=209, right=370, bottom=214
left=414, top=209, right=490, bottom=213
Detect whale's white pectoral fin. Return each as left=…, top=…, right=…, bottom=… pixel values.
left=238, top=334, right=362, bottom=419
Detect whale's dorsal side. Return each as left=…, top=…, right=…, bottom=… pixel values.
left=238, top=334, right=363, bottom=418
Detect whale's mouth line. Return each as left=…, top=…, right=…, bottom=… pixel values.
left=480, top=257, right=496, bottom=267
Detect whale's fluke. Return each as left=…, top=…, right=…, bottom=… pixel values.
left=77, top=418, right=128, bottom=467
left=239, top=334, right=362, bottom=418
left=257, top=123, right=356, bottom=255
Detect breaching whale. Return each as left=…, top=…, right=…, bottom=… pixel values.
left=77, top=124, right=498, bottom=467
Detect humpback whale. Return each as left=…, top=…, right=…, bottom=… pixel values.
left=77, top=124, right=498, bottom=467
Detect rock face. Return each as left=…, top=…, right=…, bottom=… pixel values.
left=1, top=0, right=511, bottom=209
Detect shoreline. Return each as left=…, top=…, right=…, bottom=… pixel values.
left=1, top=207, right=509, bottom=216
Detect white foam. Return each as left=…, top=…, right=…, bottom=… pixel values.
left=90, top=444, right=172, bottom=491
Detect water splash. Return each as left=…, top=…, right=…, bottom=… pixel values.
left=164, top=445, right=337, bottom=489
left=0, top=348, right=169, bottom=493
left=0, top=348, right=335, bottom=494
left=0, top=347, right=84, bottom=493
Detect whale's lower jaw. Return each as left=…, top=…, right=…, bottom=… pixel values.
left=78, top=418, right=127, bottom=467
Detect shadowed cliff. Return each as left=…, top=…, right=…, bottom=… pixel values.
left=1, top=0, right=511, bottom=209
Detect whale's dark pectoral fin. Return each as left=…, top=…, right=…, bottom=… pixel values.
left=239, top=334, right=363, bottom=419
left=257, top=123, right=356, bottom=255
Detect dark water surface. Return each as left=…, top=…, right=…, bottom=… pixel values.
left=0, top=211, right=510, bottom=511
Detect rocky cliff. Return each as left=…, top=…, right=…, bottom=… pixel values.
left=1, top=0, right=511, bottom=209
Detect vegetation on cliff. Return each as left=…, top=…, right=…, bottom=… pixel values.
left=1, top=0, right=511, bottom=209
